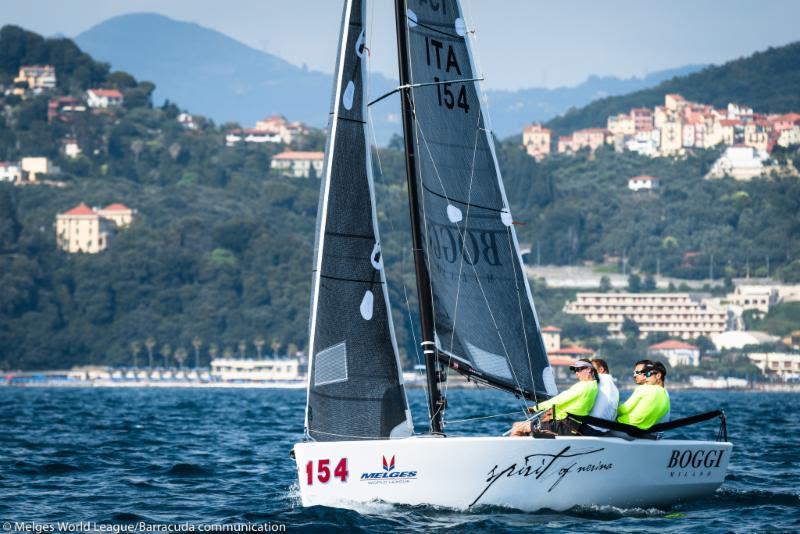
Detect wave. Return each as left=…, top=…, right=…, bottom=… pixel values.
left=38, top=462, right=82, bottom=474
left=710, top=488, right=800, bottom=507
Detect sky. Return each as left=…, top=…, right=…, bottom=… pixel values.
left=1, top=0, right=799, bottom=90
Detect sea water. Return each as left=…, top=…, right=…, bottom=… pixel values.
left=1, top=387, right=798, bottom=532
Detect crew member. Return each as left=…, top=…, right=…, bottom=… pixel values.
left=510, top=359, right=598, bottom=437
left=633, top=359, right=654, bottom=385
left=653, top=361, right=671, bottom=424
left=584, top=358, right=619, bottom=434
left=616, top=362, right=670, bottom=430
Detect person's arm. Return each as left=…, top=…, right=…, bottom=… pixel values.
left=531, top=382, right=581, bottom=413
left=616, top=388, right=642, bottom=419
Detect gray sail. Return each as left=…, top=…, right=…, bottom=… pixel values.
left=305, top=0, right=413, bottom=441
left=402, top=0, right=557, bottom=400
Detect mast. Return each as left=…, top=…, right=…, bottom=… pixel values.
left=394, top=0, right=445, bottom=434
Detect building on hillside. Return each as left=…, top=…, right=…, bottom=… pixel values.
left=726, top=285, right=778, bottom=314
left=225, top=128, right=282, bottom=146
left=0, top=162, right=21, bottom=182
left=47, top=96, right=86, bottom=123
left=564, top=292, right=729, bottom=339
left=55, top=202, right=135, bottom=253
left=549, top=345, right=596, bottom=359
left=20, top=157, right=59, bottom=182
left=541, top=326, right=561, bottom=353
left=270, top=151, right=324, bottom=178
left=706, top=145, right=769, bottom=180
left=63, top=138, right=81, bottom=158
left=255, top=115, right=307, bottom=144
left=712, top=330, right=779, bottom=350
left=522, top=123, right=552, bottom=160
left=13, top=65, right=56, bottom=95
left=625, top=129, right=660, bottom=157
left=647, top=339, right=700, bottom=367
left=97, top=203, right=135, bottom=227
left=747, top=352, right=800, bottom=380
left=86, top=88, right=124, bottom=108
left=627, top=174, right=660, bottom=191
left=630, top=108, right=654, bottom=131
left=177, top=112, right=198, bottom=130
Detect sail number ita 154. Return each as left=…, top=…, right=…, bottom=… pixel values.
left=305, top=458, right=349, bottom=485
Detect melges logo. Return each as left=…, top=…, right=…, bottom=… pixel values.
left=360, top=455, right=418, bottom=482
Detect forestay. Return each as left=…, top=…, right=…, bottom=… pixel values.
left=305, top=0, right=413, bottom=441
left=402, top=0, right=557, bottom=400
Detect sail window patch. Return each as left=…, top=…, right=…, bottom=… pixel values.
left=447, top=204, right=463, bottom=223
left=343, top=81, right=355, bottom=110
left=500, top=208, right=513, bottom=227
left=355, top=29, right=367, bottom=58
left=454, top=18, right=467, bottom=37
left=465, top=341, right=513, bottom=381
left=360, top=290, right=375, bottom=320
left=370, top=243, right=382, bottom=270
left=407, top=9, right=418, bottom=28
left=314, top=342, right=348, bottom=386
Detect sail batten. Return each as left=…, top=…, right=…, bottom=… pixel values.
left=403, top=0, right=557, bottom=401
left=305, top=0, right=413, bottom=442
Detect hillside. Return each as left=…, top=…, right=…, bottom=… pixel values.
left=1, top=26, right=798, bottom=371
left=546, top=41, right=800, bottom=136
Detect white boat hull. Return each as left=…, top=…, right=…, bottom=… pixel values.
left=293, top=436, right=731, bottom=512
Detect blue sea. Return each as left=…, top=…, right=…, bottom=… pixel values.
left=1, top=387, right=798, bottom=533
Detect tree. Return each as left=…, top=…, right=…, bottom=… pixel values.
left=628, top=274, right=642, bottom=293
left=599, top=275, right=611, bottom=292
left=208, top=342, right=219, bottom=362
left=160, top=343, right=172, bottom=368
left=145, top=337, right=156, bottom=369
left=174, top=347, right=188, bottom=369
left=271, top=339, right=281, bottom=357
left=621, top=317, right=640, bottom=341
left=238, top=339, right=247, bottom=359
left=643, top=273, right=656, bottom=291
left=223, top=346, right=234, bottom=359
left=254, top=335, right=265, bottom=359
left=192, top=336, right=203, bottom=369
left=130, top=340, right=141, bottom=368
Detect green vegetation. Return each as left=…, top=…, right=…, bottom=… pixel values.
left=0, top=27, right=797, bottom=370
left=545, top=41, right=800, bottom=136
left=747, top=302, right=800, bottom=336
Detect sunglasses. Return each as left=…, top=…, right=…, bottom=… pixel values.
left=570, top=367, right=590, bottom=373
left=634, top=370, right=654, bottom=377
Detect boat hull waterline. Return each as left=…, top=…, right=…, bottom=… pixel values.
left=293, top=436, right=732, bottom=512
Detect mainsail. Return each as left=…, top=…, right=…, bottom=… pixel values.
left=305, top=0, right=413, bottom=441
left=402, top=0, right=557, bottom=401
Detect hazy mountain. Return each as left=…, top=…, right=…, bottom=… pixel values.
left=75, top=13, right=703, bottom=141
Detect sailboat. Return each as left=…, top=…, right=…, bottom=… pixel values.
left=292, top=0, right=731, bottom=511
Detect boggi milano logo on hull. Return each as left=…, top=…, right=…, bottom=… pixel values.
left=360, top=455, right=418, bottom=484
left=667, top=448, right=726, bottom=479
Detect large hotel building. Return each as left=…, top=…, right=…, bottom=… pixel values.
left=564, top=292, right=730, bottom=339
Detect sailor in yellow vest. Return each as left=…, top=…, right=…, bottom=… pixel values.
left=616, top=362, right=670, bottom=430
left=510, top=359, right=598, bottom=436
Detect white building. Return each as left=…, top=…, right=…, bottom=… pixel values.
left=627, top=174, right=660, bottom=191
left=225, top=128, right=282, bottom=146
left=747, top=353, right=800, bottom=380
left=0, top=161, right=21, bottom=182
left=177, top=112, right=198, bottom=130
left=63, top=138, right=81, bottom=158
left=726, top=285, right=778, bottom=314
left=86, top=88, right=124, bottom=108
left=648, top=339, right=701, bottom=367
left=210, top=357, right=303, bottom=383
left=270, top=151, right=324, bottom=178
left=706, top=145, right=769, bottom=180
left=13, top=65, right=56, bottom=94
left=712, top=330, right=779, bottom=350
left=565, top=292, right=729, bottom=339
left=55, top=202, right=134, bottom=253
left=541, top=326, right=561, bottom=353
left=20, top=157, right=59, bottom=182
